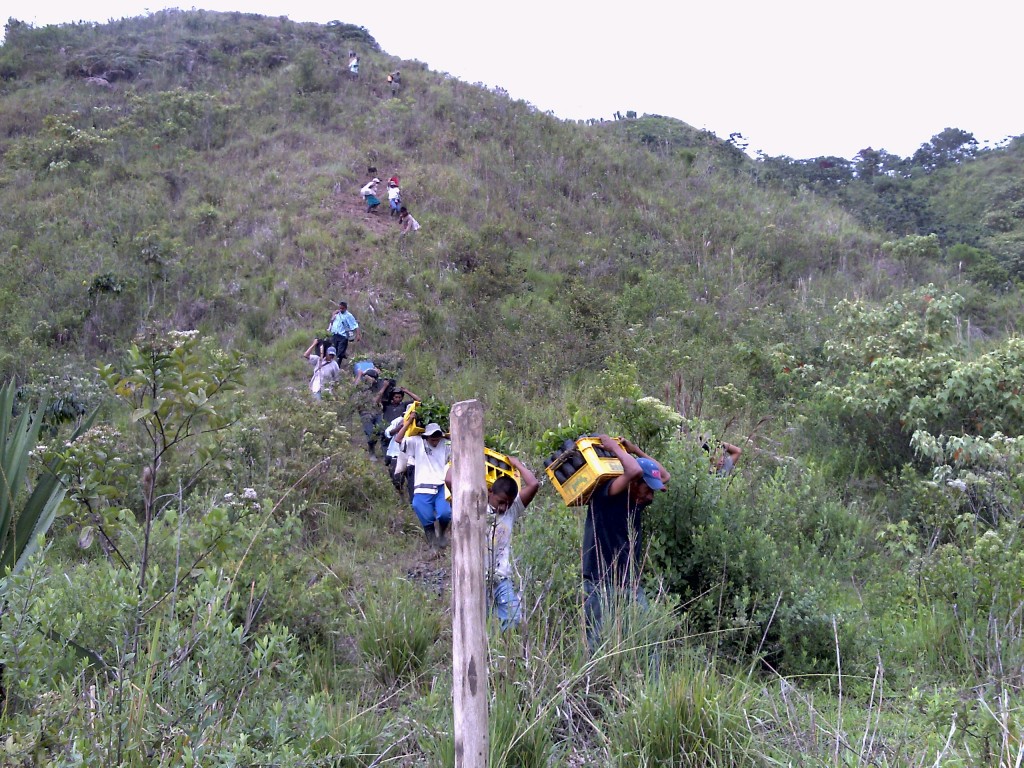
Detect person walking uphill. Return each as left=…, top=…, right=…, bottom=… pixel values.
left=395, top=418, right=452, bottom=550
left=328, top=301, right=360, bottom=360
left=447, top=455, right=540, bottom=630
left=303, top=340, right=341, bottom=400
left=387, top=179, right=402, bottom=217
left=583, top=435, right=670, bottom=653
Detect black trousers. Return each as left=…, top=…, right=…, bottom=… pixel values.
left=331, top=334, right=349, bottom=360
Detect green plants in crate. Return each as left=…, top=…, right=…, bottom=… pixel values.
left=534, top=416, right=596, bottom=457
left=411, top=396, right=450, bottom=431
left=483, top=427, right=521, bottom=457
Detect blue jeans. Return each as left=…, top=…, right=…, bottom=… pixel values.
left=412, top=488, right=452, bottom=529
left=491, top=578, right=522, bottom=631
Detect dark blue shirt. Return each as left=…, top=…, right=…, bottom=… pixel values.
left=582, top=480, right=649, bottom=586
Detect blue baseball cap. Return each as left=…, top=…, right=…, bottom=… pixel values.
left=636, top=458, right=665, bottom=491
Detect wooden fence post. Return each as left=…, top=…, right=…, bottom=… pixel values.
left=450, top=399, right=488, bottom=767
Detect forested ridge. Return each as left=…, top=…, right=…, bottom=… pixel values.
left=2, top=10, right=1024, bottom=766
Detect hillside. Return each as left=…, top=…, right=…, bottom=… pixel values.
left=757, top=131, right=1024, bottom=286
left=3, top=11, right=1024, bottom=767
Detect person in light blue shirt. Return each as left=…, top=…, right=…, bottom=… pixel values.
left=328, top=301, right=360, bottom=360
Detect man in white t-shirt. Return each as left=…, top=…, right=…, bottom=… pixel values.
left=396, top=420, right=452, bottom=548
left=303, top=340, right=341, bottom=400
left=482, top=456, right=539, bottom=630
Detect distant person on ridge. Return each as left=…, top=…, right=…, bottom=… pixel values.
left=302, top=340, right=341, bottom=400
left=361, top=177, right=381, bottom=213
left=387, top=70, right=401, bottom=96
left=348, top=51, right=359, bottom=79
left=328, top=301, right=360, bottom=360
left=398, top=206, right=421, bottom=235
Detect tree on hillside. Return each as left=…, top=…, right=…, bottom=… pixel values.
left=911, top=127, right=979, bottom=173
left=853, top=146, right=905, bottom=180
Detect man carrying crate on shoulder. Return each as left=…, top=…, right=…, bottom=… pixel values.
left=396, top=419, right=452, bottom=550
left=582, top=434, right=670, bottom=653
left=485, top=456, right=540, bottom=630
left=448, top=454, right=540, bottom=630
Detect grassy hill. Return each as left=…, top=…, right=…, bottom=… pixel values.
left=3, top=10, right=1024, bottom=766
left=757, top=131, right=1024, bottom=286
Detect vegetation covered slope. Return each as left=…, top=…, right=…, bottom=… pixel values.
left=2, top=10, right=1024, bottom=766
left=758, top=128, right=1024, bottom=285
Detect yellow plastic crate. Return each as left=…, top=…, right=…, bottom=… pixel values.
left=484, top=447, right=520, bottom=489
left=444, top=448, right=520, bottom=501
left=403, top=401, right=424, bottom=437
left=545, top=437, right=623, bottom=507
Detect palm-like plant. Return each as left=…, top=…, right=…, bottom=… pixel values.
left=0, top=380, right=91, bottom=579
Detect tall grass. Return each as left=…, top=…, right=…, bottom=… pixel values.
left=357, top=579, right=443, bottom=686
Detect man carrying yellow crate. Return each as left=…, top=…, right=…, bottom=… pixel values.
left=396, top=419, right=452, bottom=549
left=447, top=454, right=540, bottom=630
left=582, top=435, right=670, bottom=654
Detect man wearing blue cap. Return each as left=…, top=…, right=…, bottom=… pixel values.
left=582, top=434, right=670, bottom=653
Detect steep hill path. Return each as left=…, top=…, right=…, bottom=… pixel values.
left=323, top=188, right=446, bottom=588
left=332, top=189, right=398, bottom=237
left=323, top=188, right=420, bottom=346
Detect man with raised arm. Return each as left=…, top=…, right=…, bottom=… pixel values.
left=582, top=434, right=670, bottom=652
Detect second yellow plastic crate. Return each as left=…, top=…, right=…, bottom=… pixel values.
left=484, top=448, right=520, bottom=489
left=545, top=437, right=623, bottom=507
left=444, top=448, right=520, bottom=501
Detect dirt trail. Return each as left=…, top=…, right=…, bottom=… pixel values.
left=324, top=189, right=420, bottom=346
left=333, top=191, right=402, bottom=237
left=324, top=190, right=441, bottom=581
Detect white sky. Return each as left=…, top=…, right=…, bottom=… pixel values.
left=7, top=1, right=1023, bottom=160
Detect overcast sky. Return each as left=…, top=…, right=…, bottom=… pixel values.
left=8, top=1, right=1023, bottom=160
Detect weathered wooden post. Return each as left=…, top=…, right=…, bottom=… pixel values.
left=450, top=399, right=488, bottom=768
